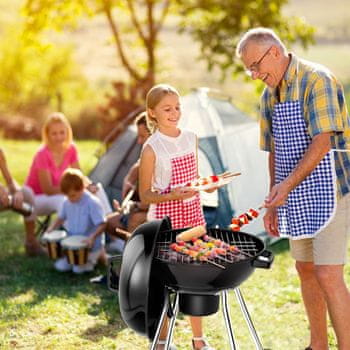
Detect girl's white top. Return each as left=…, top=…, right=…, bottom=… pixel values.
left=143, top=129, right=197, bottom=191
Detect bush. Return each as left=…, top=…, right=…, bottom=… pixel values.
left=0, top=25, right=95, bottom=130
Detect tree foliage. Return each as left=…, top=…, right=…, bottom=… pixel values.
left=0, top=24, right=89, bottom=120
left=21, top=0, right=314, bottom=138
left=23, top=0, right=174, bottom=137
left=176, top=0, right=315, bottom=76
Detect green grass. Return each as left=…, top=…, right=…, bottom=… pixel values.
left=1, top=213, right=349, bottom=349
left=1, top=140, right=350, bottom=349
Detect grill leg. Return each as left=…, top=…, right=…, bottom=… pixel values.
left=234, top=288, right=264, bottom=350
left=221, top=290, right=238, bottom=350
left=164, top=292, right=179, bottom=349
left=150, top=290, right=179, bottom=350
left=150, top=292, right=169, bottom=350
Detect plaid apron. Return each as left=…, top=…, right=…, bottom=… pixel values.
left=154, top=152, right=205, bottom=229
left=272, top=92, right=337, bottom=239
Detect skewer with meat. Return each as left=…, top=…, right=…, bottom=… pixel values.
left=169, top=242, right=225, bottom=269
left=185, top=172, right=241, bottom=188
left=229, top=208, right=260, bottom=231
left=200, top=235, right=240, bottom=253
left=183, top=241, right=231, bottom=263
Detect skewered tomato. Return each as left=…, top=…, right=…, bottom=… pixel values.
left=210, top=175, right=219, bottom=182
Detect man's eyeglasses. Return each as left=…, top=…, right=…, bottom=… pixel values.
left=245, top=46, right=272, bottom=77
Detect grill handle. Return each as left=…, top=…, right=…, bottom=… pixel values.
left=252, top=250, right=274, bottom=269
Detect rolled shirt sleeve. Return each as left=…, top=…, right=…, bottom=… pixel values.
left=306, top=73, right=345, bottom=137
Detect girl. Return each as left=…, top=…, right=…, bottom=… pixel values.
left=139, top=84, right=215, bottom=350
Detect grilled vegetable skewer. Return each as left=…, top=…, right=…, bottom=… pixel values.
left=170, top=243, right=225, bottom=269
left=229, top=208, right=260, bottom=232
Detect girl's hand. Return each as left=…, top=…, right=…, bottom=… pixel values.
left=205, top=186, right=219, bottom=193
left=170, top=187, right=197, bottom=200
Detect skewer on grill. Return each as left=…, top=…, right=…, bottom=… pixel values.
left=197, top=235, right=253, bottom=258
left=183, top=241, right=232, bottom=263
left=170, top=243, right=225, bottom=269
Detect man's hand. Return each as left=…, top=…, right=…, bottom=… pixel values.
left=264, top=181, right=292, bottom=208
left=263, top=207, right=280, bottom=237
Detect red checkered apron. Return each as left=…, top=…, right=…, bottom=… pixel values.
left=154, top=152, right=205, bottom=229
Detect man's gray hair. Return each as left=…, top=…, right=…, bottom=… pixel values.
left=236, top=27, right=287, bottom=58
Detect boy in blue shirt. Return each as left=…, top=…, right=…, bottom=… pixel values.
left=47, top=168, right=106, bottom=274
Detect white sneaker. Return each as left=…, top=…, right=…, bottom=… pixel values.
left=72, top=262, right=94, bottom=274
left=54, top=257, right=72, bottom=272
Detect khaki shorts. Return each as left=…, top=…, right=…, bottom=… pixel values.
left=289, top=193, right=350, bottom=265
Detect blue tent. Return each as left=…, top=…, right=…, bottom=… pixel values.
left=90, top=88, right=270, bottom=237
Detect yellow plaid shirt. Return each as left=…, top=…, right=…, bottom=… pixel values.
left=260, top=53, right=350, bottom=196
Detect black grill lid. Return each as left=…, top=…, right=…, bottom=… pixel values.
left=118, top=216, right=172, bottom=339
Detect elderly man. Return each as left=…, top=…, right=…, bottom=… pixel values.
left=236, top=27, right=350, bottom=350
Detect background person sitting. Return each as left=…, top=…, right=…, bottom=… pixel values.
left=23, top=112, right=111, bottom=256
left=105, top=112, right=150, bottom=250
left=46, top=168, right=106, bottom=274
left=23, top=112, right=80, bottom=255
left=0, top=149, right=31, bottom=214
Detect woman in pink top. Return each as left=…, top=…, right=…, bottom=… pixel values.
left=23, top=112, right=80, bottom=256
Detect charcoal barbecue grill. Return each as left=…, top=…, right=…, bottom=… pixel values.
left=109, top=217, right=273, bottom=350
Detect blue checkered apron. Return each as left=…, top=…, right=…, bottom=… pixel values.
left=272, top=100, right=337, bottom=239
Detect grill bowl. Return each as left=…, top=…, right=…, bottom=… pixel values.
left=116, top=217, right=273, bottom=340
left=154, top=227, right=273, bottom=294
left=118, top=217, right=172, bottom=339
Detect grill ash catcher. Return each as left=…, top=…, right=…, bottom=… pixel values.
left=108, top=217, right=273, bottom=350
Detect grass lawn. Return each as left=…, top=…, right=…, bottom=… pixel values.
left=1, top=139, right=350, bottom=349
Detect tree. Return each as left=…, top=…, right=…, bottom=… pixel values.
left=0, top=24, right=88, bottom=121
left=176, top=0, right=315, bottom=76
left=23, top=0, right=314, bottom=138
left=23, top=0, right=173, bottom=137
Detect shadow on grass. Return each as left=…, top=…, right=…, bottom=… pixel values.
left=0, top=251, right=127, bottom=340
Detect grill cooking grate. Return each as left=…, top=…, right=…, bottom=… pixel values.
left=155, top=228, right=260, bottom=266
